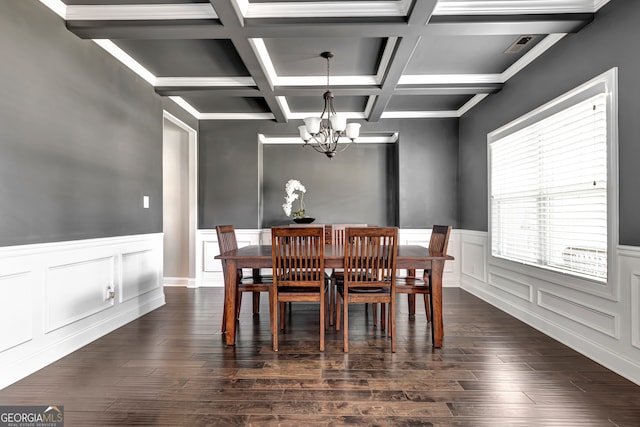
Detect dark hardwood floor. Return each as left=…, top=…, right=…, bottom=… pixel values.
left=2, top=287, right=639, bottom=426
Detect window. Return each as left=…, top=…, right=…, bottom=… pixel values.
left=489, top=69, right=617, bottom=283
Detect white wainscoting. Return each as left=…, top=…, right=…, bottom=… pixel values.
left=196, top=229, right=264, bottom=287
left=399, top=229, right=460, bottom=287
left=0, top=233, right=165, bottom=390
left=195, top=228, right=461, bottom=288
left=459, top=229, right=640, bottom=386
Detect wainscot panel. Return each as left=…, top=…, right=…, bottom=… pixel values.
left=633, top=273, right=640, bottom=349
left=0, top=270, right=33, bottom=353
left=45, top=256, right=116, bottom=333
left=487, top=268, right=533, bottom=303
left=196, top=229, right=263, bottom=287
left=461, top=230, right=640, bottom=386
left=460, top=231, right=487, bottom=283
left=537, top=289, right=618, bottom=338
left=122, top=249, right=162, bottom=301
left=0, top=234, right=165, bottom=390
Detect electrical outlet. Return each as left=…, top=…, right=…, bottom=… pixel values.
left=104, top=286, right=115, bottom=302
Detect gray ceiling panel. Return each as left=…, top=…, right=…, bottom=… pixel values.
left=113, top=39, right=249, bottom=77
left=53, top=0, right=600, bottom=122
left=264, top=38, right=385, bottom=76
left=287, top=95, right=369, bottom=113
left=406, top=34, right=543, bottom=74
left=183, top=94, right=270, bottom=113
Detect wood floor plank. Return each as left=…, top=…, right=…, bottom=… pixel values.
left=1, top=287, right=638, bottom=426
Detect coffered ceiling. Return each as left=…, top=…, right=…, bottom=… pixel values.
left=43, top=0, right=609, bottom=122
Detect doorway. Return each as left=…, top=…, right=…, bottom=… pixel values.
left=162, top=112, right=197, bottom=287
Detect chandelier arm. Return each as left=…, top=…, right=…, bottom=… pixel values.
left=309, top=130, right=330, bottom=148
left=307, top=141, right=333, bottom=154
left=320, top=96, right=330, bottom=125
left=337, top=141, right=354, bottom=153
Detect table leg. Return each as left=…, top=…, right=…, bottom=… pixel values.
left=224, top=259, right=238, bottom=346
left=429, top=260, right=444, bottom=348
left=407, top=269, right=416, bottom=320
left=252, top=269, right=261, bottom=314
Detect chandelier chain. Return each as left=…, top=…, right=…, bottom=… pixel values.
left=326, top=54, right=331, bottom=91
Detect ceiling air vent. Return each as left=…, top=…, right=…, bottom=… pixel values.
left=504, top=35, right=536, bottom=54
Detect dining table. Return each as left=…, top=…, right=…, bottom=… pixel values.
left=215, top=244, right=454, bottom=348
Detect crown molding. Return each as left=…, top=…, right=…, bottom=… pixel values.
left=240, top=0, right=412, bottom=19
left=457, top=94, right=490, bottom=116
left=272, top=76, right=379, bottom=87
left=155, top=77, right=256, bottom=87
left=398, top=74, right=503, bottom=85
left=198, top=113, right=275, bottom=120
left=65, top=4, right=217, bottom=21
left=168, top=97, right=201, bottom=118
left=285, top=111, right=368, bottom=120
left=433, top=0, right=600, bottom=15
left=39, top=0, right=66, bottom=18
left=93, top=39, right=155, bottom=85
left=258, top=134, right=399, bottom=145
left=381, top=110, right=459, bottom=119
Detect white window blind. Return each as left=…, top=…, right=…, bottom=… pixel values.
left=490, top=93, right=608, bottom=281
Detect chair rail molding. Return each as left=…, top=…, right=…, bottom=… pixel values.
left=459, top=229, right=640, bottom=386
left=0, top=233, right=165, bottom=390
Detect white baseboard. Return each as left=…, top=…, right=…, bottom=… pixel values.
left=164, top=276, right=197, bottom=287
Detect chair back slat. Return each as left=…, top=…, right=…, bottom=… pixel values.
left=344, top=227, right=398, bottom=289
left=216, top=224, right=239, bottom=253
left=429, top=225, right=452, bottom=254
left=331, top=224, right=368, bottom=247
left=216, top=225, right=242, bottom=280
left=272, top=226, right=325, bottom=287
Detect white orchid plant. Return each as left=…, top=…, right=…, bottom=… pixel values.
left=282, top=179, right=307, bottom=219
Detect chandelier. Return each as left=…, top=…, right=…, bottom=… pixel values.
left=298, top=52, right=361, bottom=159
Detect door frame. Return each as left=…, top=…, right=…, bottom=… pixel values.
left=163, top=111, right=198, bottom=287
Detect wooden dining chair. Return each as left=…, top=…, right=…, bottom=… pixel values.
left=328, top=224, right=368, bottom=326
left=271, top=226, right=327, bottom=351
left=216, top=225, right=273, bottom=333
left=336, top=227, right=398, bottom=353
left=396, top=225, right=451, bottom=323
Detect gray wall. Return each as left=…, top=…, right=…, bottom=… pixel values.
left=0, top=1, right=163, bottom=246
left=398, top=119, right=458, bottom=228
left=262, top=143, right=398, bottom=227
left=198, top=121, right=262, bottom=229
left=458, top=1, right=640, bottom=245
left=199, top=119, right=459, bottom=229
